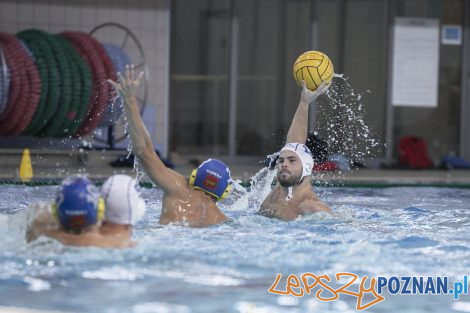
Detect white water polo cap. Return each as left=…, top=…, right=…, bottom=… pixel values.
left=101, top=174, right=146, bottom=225
left=280, top=143, right=314, bottom=179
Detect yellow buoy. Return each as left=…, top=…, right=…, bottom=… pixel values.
left=19, top=148, right=33, bottom=182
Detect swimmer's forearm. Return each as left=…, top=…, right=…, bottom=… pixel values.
left=122, top=95, right=173, bottom=189
left=286, top=100, right=309, bottom=143
left=123, top=95, right=154, bottom=156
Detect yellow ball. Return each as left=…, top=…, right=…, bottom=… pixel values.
left=293, top=51, right=334, bottom=91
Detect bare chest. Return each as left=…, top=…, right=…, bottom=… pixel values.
left=259, top=189, right=303, bottom=220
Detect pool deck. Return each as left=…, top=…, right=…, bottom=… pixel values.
left=0, top=149, right=469, bottom=185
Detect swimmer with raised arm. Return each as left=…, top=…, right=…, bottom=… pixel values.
left=108, top=65, right=232, bottom=227
left=258, top=81, right=332, bottom=221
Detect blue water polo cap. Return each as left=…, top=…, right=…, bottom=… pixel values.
left=55, top=176, right=100, bottom=231
left=190, top=159, right=232, bottom=200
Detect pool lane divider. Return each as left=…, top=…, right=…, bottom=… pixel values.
left=0, top=45, right=10, bottom=114
left=17, top=30, right=61, bottom=135
left=1, top=179, right=470, bottom=190
left=0, top=32, right=41, bottom=135
left=17, top=36, right=49, bottom=135
left=54, top=35, right=91, bottom=137
left=0, top=28, right=131, bottom=138
left=25, top=29, right=74, bottom=137
left=61, top=32, right=116, bottom=137
left=9, top=40, right=41, bottom=135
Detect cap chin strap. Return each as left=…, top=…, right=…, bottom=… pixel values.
left=285, top=176, right=306, bottom=201
left=286, top=187, right=293, bottom=201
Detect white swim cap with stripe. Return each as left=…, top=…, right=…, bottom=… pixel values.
left=280, top=143, right=314, bottom=180
left=101, top=174, right=146, bottom=225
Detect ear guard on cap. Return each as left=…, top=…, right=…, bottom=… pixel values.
left=51, top=197, right=105, bottom=229
left=189, top=159, right=232, bottom=201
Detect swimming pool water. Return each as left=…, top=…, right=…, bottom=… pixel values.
left=1, top=180, right=470, bottom=313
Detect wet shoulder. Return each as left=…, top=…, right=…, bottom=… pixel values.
left=161, top=189, right=226, bottom=226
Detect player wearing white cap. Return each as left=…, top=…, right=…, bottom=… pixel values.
left=259, top=81, right=331, bottom=221
left=98, top=174, right=146, bottom=245
left=27, top=175, right=146, bottom=248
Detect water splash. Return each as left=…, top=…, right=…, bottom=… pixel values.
left=313, top=74, right=382, bottom=179
left=228, top=167, right=276, bottom=212
left=132, top=155, right=147, bottom=183
left=1, top=186, right=468, bottom=312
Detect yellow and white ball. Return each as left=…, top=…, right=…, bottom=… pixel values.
left=293, top=51, right=334, bottom=91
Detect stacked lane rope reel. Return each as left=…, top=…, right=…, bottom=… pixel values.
left=0, top=27, right=135, bottom=140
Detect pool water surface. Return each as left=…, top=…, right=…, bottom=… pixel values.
left=1, top=176, right=470, bottom=313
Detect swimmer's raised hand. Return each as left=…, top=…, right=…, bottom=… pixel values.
left=107, top=64, right=144, bottom=100
left=300, top=80, right=330, bottom=104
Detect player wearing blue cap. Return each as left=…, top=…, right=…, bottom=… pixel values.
left=27, top=175, right=147, bottom=248
left=26, top=175, right=103, bottom=243
left=53, top=175, right=103, bottom=232
left=259, top=81, right=331, bottom=220
left=108, top=65, right=231, bottom=227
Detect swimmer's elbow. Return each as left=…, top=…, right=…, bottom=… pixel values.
left=316, top=203, right=332, bottom=214
left=131, top=135, right=154, bottom=157
left=133, top=146, right=151, bottom=159
left=135, top=148, right=163, bottom=173
left=318, top=202, right=332, bottom=213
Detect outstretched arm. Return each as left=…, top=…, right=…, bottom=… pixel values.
left=108, top=65, right=186, bottom=195
left=286, top=81, right=329, bottom=144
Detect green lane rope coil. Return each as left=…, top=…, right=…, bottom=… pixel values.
left=17, top=32, right=51, bottom=135
left=17, top=30, right=60, bottom=135
left=55, top=35, right=94, bottom=137
left=52, top=35, right=90, bottom=137
left=0, top=26, right=137, bottom=139
left=24, top=30, right=73, bottom=137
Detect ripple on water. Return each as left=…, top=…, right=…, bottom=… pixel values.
left=0, top=186, right=469, bottom=312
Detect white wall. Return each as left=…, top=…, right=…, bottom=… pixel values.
left=0, top=0, right=170, bottom=156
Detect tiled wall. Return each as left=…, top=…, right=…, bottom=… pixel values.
left=0, top=0, right=170, bottom=156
